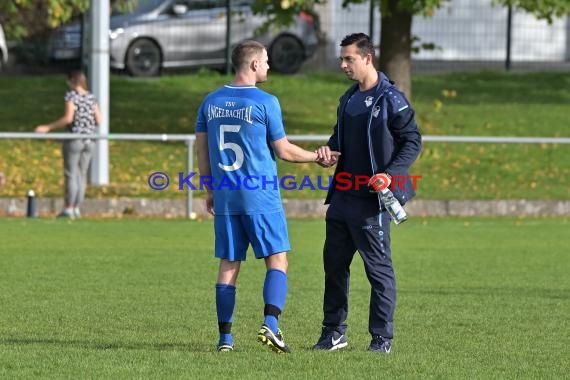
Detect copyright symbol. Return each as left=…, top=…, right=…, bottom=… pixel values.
left=148, top=172, right=170, bottom=190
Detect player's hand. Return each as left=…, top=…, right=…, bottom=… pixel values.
left=315, top=146, right=340, bottom=167
left=206, top=193, right=215, bottom=215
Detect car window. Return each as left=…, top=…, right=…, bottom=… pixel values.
left=168, top=0, right=248, bottom=13
left=233, top=0, right=253, bottom=6
left=186, top=0, right=225, bottom=11
left=126, top=0, right=166, bottom=14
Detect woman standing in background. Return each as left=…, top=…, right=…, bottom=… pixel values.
left=35, top=70, right=101, bottom=219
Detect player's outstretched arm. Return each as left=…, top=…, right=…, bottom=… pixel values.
left=272, top=137, right=340, bottom=164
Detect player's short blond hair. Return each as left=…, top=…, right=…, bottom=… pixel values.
left=231, top=40, right=266, bottom=71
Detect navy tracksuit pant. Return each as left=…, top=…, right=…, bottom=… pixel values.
left=322, top=191, right=396, bottom=339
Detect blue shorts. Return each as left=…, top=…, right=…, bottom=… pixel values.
left=214, top=211, right=291, bottom=261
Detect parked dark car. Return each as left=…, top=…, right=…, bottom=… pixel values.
left=48, top=0, right=319, bottom=76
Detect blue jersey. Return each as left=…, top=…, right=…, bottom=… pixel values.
left=195, top=84, right=286, bottom=215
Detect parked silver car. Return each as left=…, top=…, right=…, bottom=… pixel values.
left=0, top=23, right=8, bottom=69
left=48, top=0, right=319, bottom=76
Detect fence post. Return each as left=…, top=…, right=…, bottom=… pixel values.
left=186, top=138, right=194, bottom=219
left=369, top=0, right=375, bottom=42
left=505, top=4, right=513, bottom=71
left=225, top=0, right=232, bottom=75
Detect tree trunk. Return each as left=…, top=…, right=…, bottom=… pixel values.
left=378, top=0, right=413, bottom=99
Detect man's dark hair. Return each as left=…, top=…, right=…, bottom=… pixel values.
left=340, top=33, right=375, bottom=59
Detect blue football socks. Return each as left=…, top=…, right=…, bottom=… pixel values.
left=216, top=283, right=236, bottom=345
left=263, top=269, right=288, bottom=333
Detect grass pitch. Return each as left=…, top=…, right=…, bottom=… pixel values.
left=0, top=217, right=568, bottom=378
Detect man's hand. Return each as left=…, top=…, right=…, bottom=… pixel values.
left=315, top=146, right=341, bottom=167
left=368, top=173, right=391, bottom=192
left=205, top=192, right=214, bottom=215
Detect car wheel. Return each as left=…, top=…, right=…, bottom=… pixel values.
left=269, top=35, right=305, bottom=74
left=126, top=38, right=161, bottom=77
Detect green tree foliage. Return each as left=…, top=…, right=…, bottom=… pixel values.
left=0, top=1, right=89, bottom=40
left=497, top=0, right=570, bottom=22
left=0, top=0, right=133, bottom=40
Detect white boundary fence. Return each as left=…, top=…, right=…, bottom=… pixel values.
left=1, top=132, right=570, bottom=218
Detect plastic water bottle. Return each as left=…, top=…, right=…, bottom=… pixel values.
left=379, top=188, right=408, bottom=225
left=26, top=189, right=37, bottom=218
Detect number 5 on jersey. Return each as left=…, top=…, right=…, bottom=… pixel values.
left=218, top=124, right=244, bottom=172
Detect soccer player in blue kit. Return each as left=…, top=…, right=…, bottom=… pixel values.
left=195, top=40, right=338, bottom=353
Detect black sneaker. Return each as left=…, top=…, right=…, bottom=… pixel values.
left=257, top=325, right=290, bottom=353
left=312, top=327, right=348, bottom=351
left=367, top=335, right=392, bottom=353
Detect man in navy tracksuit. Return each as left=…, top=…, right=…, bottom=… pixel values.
left=313, top=33, right=422, bottom=352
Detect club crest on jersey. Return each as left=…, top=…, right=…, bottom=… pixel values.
left=364, top=96, right=374, bottom=107
left=372, top=105, right=381, bottom=118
